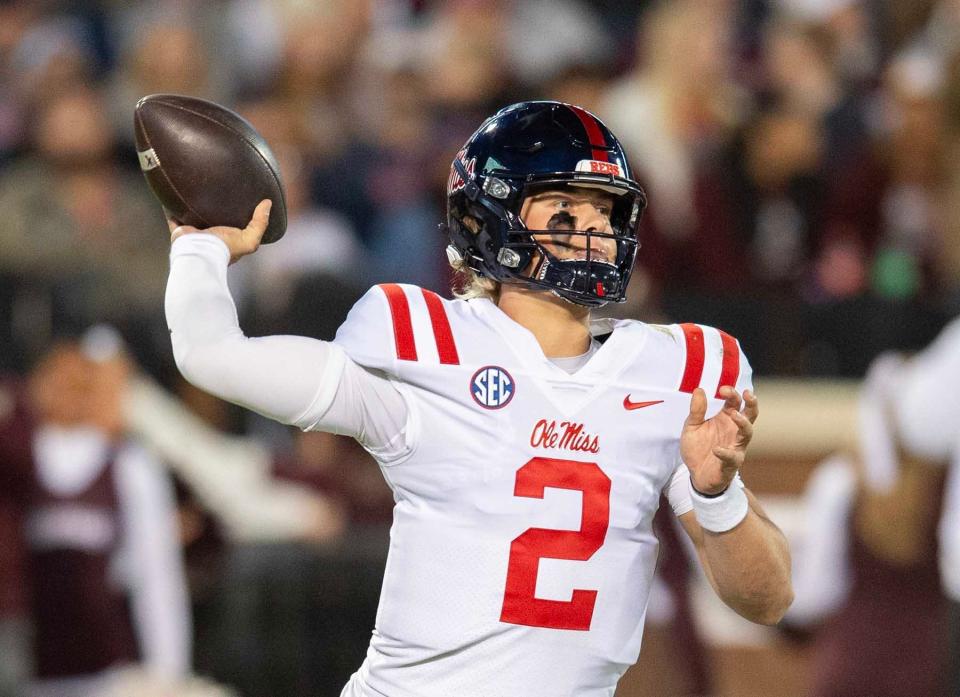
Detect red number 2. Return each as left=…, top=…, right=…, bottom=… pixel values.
left=499, top=456, right=611, bottom=630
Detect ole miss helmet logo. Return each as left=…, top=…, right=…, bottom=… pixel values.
left=447, top=147, right=477, bottom=194
left=470, top=366, right=515, bottom=409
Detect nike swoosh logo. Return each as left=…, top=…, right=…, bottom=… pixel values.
left=623, top=396, right=664, bottom=411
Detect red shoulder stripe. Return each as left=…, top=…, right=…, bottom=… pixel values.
left=715, top=331, right=740, bottom=398
left=421, top=289, right=460, bottom=365
left=567, top=105, right=609, bottom=163
left=379, top=284, right=417, bottom=361
left=678, top=323, right=705, bottom=393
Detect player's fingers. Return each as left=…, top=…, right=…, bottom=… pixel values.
left=712, top=446, right=743, bottom=468
left=685, top=388, right=707, bottom=427
left=743, top=389, right=759, bottom=424
left=718, top=385, right=743, bottom=412
left=730, top=409, right=753, bottom=448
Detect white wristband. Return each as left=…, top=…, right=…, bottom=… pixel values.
left=689, top=475, right=749, bottom=533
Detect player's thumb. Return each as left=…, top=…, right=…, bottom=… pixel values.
left=246, top=199, right=272, bottom=239
left=685, top=387, right=707, bottom=426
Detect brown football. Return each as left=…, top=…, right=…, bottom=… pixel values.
left=134, top=94, right=287, bottom=244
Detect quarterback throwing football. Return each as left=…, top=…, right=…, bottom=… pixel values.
left=165, top=102, right=792, bottom=697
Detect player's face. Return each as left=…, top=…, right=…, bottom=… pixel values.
left=519, top=188, right=618, bottom=264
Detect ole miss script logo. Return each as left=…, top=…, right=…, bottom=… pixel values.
left=470, top=366, right=515, bottom=409
left=530, top=419, right=600, bottom=453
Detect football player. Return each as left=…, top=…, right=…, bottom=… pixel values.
left=164, top=101, right=793, bottom=697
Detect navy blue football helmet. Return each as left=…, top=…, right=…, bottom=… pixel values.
left=443, top=101, right=646, bottom=306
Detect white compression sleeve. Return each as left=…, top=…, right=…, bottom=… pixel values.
left=164, top=234, right=409, bottom=454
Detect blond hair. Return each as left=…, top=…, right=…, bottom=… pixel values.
left=450, top=258, right=500, bottom=302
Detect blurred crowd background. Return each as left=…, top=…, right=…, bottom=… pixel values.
left=0, top=0, right=958, bottom=696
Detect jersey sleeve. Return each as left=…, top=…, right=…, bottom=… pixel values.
left=165, top=235, right=413, bottom=462
left=303, top=356, right=418, bottom=465
left=671, top=323, right=754, bottom=400
left=665, top=324, right=755, bottom=516
left=327, top=284, right=428, bottom=463
left=734, top=340, right=755, bottom=398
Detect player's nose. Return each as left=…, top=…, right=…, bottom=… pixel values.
left=575, top=202, right=612, bottom=234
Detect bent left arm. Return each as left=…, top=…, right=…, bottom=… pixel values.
left=678, top=386, right=793, bottom=625
left=679, top=490, right=793, bottom=625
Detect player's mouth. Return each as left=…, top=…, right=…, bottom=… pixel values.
left=543, top=241, right=613, bottom=264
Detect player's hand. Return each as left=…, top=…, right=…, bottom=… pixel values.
left=680, top=386, right=758, bottom=495
left=168, top=199, right=272, bottom=264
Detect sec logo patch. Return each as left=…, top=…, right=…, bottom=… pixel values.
left=470, top=366, right=515, bottom=409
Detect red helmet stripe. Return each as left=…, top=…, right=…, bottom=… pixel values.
left=421, top=289, right=460, bottom=365
left=678, top=323, right=705, bottom=393
left=714, top=330, right=740, bottom=398
left=379, top=284, right=418, bottom=361
left=567, top=105, right=609, bottom=162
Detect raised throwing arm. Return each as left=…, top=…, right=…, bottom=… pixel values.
left=164, top=200, right=408, bottom=448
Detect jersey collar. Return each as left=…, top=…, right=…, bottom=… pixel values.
left=470, top=297, right=646, bottom=386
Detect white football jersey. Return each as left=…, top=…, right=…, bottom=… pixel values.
left=334, top=283, right=753, bottom=697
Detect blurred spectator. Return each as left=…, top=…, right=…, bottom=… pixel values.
left=806, top=48, right=945, bottom=305
left=231, top=96, right=365, bottom=320
left=124, top=369, right=347, bottom=546
left=503, top=0, right=613, bottom=88
left=7, top=11, right=96, bottom=110
left=773, top=0, right=880, bottom=86
left=0, top=84, right=169, bottom=370
left=602, top=0, right=750, bottom=297
left=0, top=339, right=191, bottom=697
left=107, top=2, right=231, bottom=132
left=0, top=5, right=49, bottom=163
left=736, top=100, right=826, bottom=290
left=542, top=64, right=619, bottom=117
left=357, top=63, right=449, bottom=289
left=6, top=0, right=960, bottom=691
left=796, top=48, right=949, bottom=376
